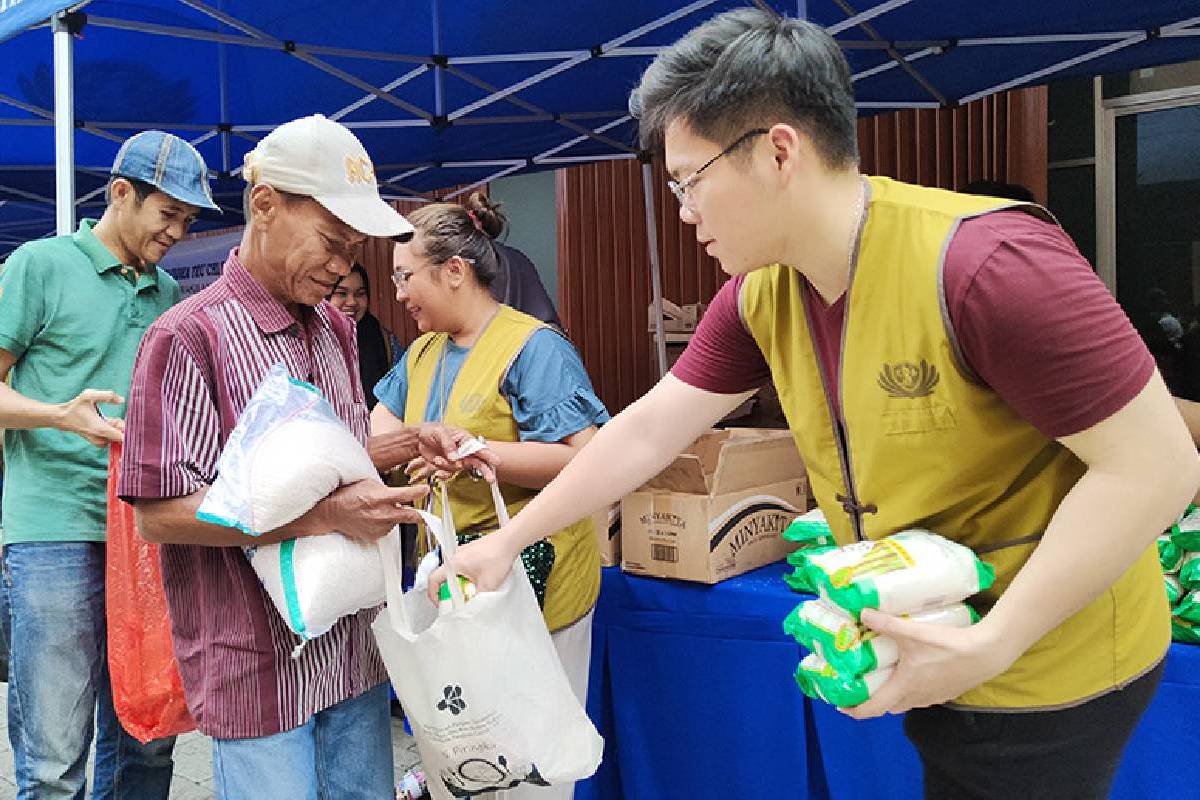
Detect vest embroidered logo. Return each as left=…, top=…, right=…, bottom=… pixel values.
left=877, top=360, right=939, bottom=399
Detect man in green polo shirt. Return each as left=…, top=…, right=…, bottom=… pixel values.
left=0, top=131, right=217, bottom=799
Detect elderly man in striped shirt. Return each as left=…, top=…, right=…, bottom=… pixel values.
left=118, top=115, right=486, bottom=798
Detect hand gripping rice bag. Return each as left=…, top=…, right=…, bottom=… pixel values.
left=1167, top=574, right=1184, bottom=608
left=783, top=599, right=978, bottom=677
left=1169, top=504, right=1200, bottom=551
left=800, top=530, right=994, bottom=618
left=793, top=652, right=892, bottom=708
left=1159, top=534, right=1185, bottom=574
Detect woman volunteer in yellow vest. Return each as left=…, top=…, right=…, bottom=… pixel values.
left=434, top=11, right=1200, bottom=800
left=370, top=201, right=608, bottom=713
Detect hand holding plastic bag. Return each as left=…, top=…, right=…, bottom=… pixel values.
left=373, top=484, right=603, bottom=799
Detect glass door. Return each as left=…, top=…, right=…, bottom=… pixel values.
left=1101, top=89, right=1200, bottom=399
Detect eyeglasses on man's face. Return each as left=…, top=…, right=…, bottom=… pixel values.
left=667, top=128, right=769, bottom=210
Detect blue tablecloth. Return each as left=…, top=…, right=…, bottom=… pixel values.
left=579, top=563, right=1200, bottom=799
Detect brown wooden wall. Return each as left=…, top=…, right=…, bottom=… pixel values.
left=557, top=86, right=1049, bottom=415
left=857, top=87, right=1049, bottom=203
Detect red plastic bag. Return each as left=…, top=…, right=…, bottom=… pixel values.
left=105, top=443, right=196, bottom=743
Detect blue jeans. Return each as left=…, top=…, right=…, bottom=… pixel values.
left=2, top=542, right=176, bottom=800
left=212, top=683, right=394, bottom=800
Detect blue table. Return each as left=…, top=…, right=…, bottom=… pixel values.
left=579, top=563, right=1200, bottom=799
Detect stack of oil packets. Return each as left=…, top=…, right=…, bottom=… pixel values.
left=1162, top=505, right=1200, bottom=644
left=781, top=526, right=995, bottom=708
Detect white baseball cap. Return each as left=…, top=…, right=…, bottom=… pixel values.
left=242, top=114, right=414, bottom=240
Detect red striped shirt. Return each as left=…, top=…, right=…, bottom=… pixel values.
left=118, top=249, right=387, bottom=739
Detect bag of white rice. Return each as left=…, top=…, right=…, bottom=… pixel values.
left=799, top=530, right=994, bottom=618
left=793, top=652, right=892, bottom=708
left=197, top=363, right=391, bottom=641
left=784, top=599, right=978, bottom=677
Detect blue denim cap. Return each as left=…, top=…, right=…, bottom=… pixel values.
left=110, top=131, right=219, bottom=211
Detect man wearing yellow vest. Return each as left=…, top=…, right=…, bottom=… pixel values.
left=435, top=9, right=1200, bottom=798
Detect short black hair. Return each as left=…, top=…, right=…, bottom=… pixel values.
left=630, top=8, right=858, bottom=169
left=106, top=175, right=158, bottom=205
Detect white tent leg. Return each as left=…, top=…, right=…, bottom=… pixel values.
left=52, top=12, right=75, bottom=235
left=641, top=160, right=668, bottom=378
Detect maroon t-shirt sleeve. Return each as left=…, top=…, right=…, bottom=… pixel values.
left=946, top=211, right=1155, bottom=439
left=670, top=276, right=772, bottom=393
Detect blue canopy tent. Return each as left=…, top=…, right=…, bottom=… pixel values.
left=2, top=0, right=1200, bottom=370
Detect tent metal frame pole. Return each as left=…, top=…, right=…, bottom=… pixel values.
left=329, top=65, right=431, bottom=122
left=383, top=166, right=433, bottom=186
left=176, top=0, right=432, bottom=120
left=448, top=50, right=587, bottom=65
left=0, top=93, right=122, bottom=143
left=0, top=110, right=631, bottom=134
left=445, top=65, right=637, bottom=153
left=538, top=153, right=638, bottom=164
left=1, top=185, right=58, bottom=205
left=431, top=0, right=445, bottom=117
left=443, top=160, right=525, bottom=168
left=832, top=0, right=945, bottom=105
left=533, top=115, right=633, bottom=162
left=446, top=0, right=721, bottom=122
left=641, top=160, right=668, bottom=378
left=827, top=0, right=911, bottom=35
left=855, top=101, right=939, bottom=109
left=190, top=130, right=219, bottom=146
left=86, top=15, right=427, bottom=64
left=217, top=3, right=231, bottom=173
left=52, top=12, right=75, bottom=235
left=447, top=55, right=592, bottom=122
left=851, top=46, right=937, bottom=83
left=958, top=13, right=1200, bottom=104
left=443, top=163, right=527, bottom=200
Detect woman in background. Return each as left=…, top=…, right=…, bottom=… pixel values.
left=328, top=263, right=403, bottom=409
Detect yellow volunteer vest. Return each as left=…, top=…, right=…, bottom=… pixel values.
left=741, top=175, right=1168, bottom=709
left=404, top=304, right=600, bottom=631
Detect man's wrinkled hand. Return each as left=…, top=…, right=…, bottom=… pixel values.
left=319, top=480, right=430, bottom=541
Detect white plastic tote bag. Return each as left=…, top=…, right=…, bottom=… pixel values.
left=373, top=483, right=603, bottom=799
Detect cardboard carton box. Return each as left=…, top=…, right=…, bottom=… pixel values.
left=591, top=503, right=621, bottom=567
left=621, top=429, right=808, bottom=583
